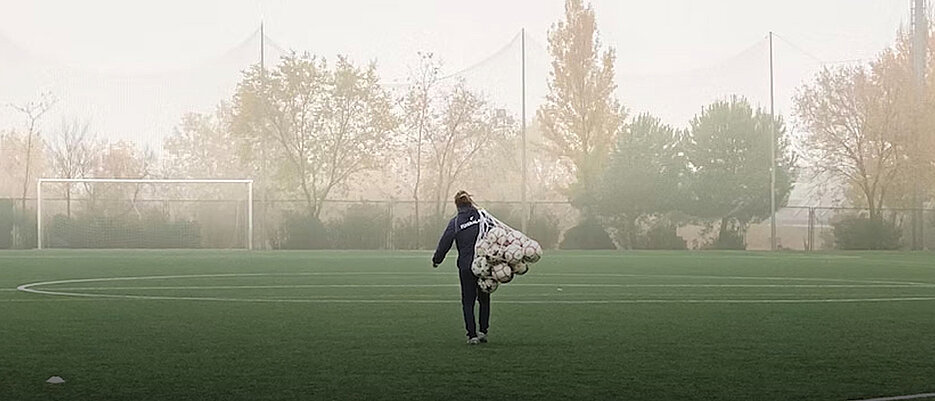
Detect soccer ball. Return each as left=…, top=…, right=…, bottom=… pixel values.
left=478, top=277, right=499, bottom=294
left=523, top=240, right=542, bottom=263
left=503, top=230, right=519, bottom=246
left=490, top=263, right=514, bottom=283
left=513, top=232, right=528, bottom=246
left=511, top=261, right=528, bottom=275
left=492, top=228, right=511, bottom=245
left=486, top=227, right=506, bottom=244
left=471, top=257, right=490, bottom=278
left=474, top=240, right=489, bottom=257
left=486, top=242, right=505, bottom=262
left=504, top=244, right=523, bottom=264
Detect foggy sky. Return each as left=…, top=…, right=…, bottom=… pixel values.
left=0, top=0, right=919, bottom=208
left=0, top=0, right=912, bottom=78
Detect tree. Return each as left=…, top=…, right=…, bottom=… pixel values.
left=164, top=103, right=244, bottom=179
left=48, top=118, right=104, bottom=217
left=165, top=102, right=279, bottom=248
left=864, top=30, right=935, bottom=209
left=686, top=97, right=795, bottom=248
left=232, top=53, right=397, bottom=219
left=8, top=93, right=55, bottom=210
left=85, top=141, right=156, bottom=217
left=0, top=131, right=47, bottom=198
left=400, top=52, right=440, bottom=245
left=794, top=65, right=903, bottom=220
left=426, top=82, right=516, bottom=219
left=596, top=113, right=687, bottom=249
left=537, top=0, right=626, bottom=210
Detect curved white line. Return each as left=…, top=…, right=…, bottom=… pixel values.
left=850, top=392, right=935, bottom=401
left=15, top=273, right=935, bottom=305
left=20, top=272, right=933, bottom=286
left=535, top=273, right=933, bottom=286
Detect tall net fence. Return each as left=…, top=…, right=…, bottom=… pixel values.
left=32, top=181, right=250, bottom=249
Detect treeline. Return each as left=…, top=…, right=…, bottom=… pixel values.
left=2, top=0, right=934, bottom=250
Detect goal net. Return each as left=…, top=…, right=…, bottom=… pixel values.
left=37, top=179, right=253, bottom=250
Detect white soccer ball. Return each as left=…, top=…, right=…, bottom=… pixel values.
left=495, top=228, right=512, bottom=245
left=502, top=230, right=518, bottom=246
left=504, top=244, right=524, bottom=264
left=486, top=242, right=505, bottom=262
left=511, top=261, right=528, bottom=275
left=487, top=227, right=506, bottom=243
left=474, top=240, right=489, bottom=257
left=490, top=263, right=514, bottom=283
left=478, top=277, right=499, bottom=293
left=523, top=240, right=542, bottom=263
left=514, top=232, right=529, bottom=246
left=471, top=257, right=490, bottom=278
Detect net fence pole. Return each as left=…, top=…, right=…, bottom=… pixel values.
left=521, top=27, right=529, bottom=233
left=911, top=0, right=927, bottom=250
left=807, top=207, right=815, bottom=252
left=769, top=31, right=777, bottom=251
left=36, top=179, right=43, bottom=250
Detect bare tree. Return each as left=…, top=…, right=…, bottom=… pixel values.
left=49, top=118, right=103, bottom=217
left=794, top=66, right=903, bottom=220
left=86, top=141, right=157, bottom=218
left=8, top=93, right=55, bottom=209
left=401, top=52, right=440, bottom=245
left=427, top=82, right=516, bottom=219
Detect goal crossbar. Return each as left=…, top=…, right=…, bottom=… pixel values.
left=37, top=178, right=254, bottom=250
left=38, top=178, right=254, bottom=184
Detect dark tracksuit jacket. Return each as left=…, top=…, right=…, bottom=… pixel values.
left=432, top=205, right=490, bottom=338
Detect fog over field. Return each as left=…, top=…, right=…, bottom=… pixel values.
left=1, top=0, right=932, bottom=251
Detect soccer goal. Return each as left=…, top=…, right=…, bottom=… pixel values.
left=37, top=178, right=253, bottom=250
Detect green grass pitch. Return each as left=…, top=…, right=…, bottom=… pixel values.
left=1, top=250, right=934, bottom=400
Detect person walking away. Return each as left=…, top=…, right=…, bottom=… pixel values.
left=432, top=190, right=490, bottom=345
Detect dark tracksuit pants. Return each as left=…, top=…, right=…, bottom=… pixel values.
left=433, top=205, right=490, bottom=338
left=459, top=264, right=490, bottom=337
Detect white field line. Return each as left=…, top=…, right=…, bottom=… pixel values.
left=535, top=273, right=934, bottom=286
left=850, top=392, right=935, bottom=401
left=0, top=253, right=432, bottom=260
left=541, top=253, right=863, bottom=260
left=0, top=298, right=120, bottom=302
left=12, top=288, right=935, bottom=305
left=17, top=272, right=932, bottom=286
left=15, top=273, right=935, bottom=305
left=43, top=284, right=935, bottom=291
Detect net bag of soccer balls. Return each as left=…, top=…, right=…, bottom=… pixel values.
left=471, top=209, right=543, bottom=293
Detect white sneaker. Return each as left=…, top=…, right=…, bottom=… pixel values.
left=478, top=332, right=488, bottom=343
left=467, top=337, right=480, bottom=345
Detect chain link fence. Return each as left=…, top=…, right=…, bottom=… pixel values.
left=2, top=196, right=932, bottom=251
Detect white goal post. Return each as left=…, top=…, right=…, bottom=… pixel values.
left=37, top=178, right=253, bottom=250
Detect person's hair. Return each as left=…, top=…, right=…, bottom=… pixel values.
left=454, top=190, right=473, bottom=208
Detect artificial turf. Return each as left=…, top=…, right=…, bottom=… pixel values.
left=0, top=250, right=933, bottom=400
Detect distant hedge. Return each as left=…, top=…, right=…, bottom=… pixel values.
left=833, top=216, right=901, bottom=250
